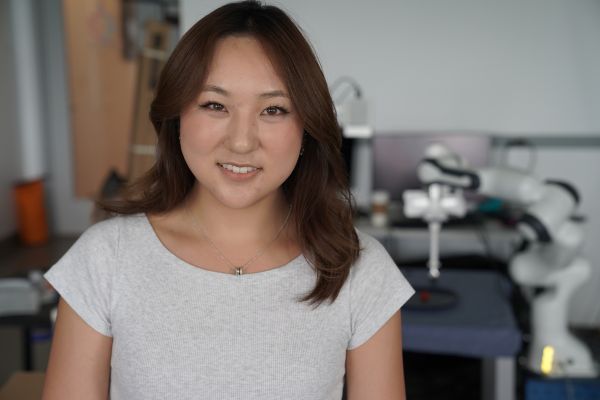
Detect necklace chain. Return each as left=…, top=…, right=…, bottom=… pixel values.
left=188, top=205, right=292, bottom=276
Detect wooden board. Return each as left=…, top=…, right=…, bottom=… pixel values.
left=62, top=0, right=136, bottom=198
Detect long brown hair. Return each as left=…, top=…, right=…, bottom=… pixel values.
left=102, top=1, right=360, bottom=305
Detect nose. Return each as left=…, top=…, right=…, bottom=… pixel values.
left=225, top=111, right=259, bottom=154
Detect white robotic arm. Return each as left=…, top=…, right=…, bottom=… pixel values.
left=404, top=143, right=554, bottom=278
left=404, top=143, right=597, bottom=377
left=417, top=144, right=578, bottom=241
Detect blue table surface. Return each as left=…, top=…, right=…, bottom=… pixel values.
left=400, top=267, right=522, bottom=358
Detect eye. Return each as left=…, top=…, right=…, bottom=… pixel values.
left=262, top=105, right=289, bottom=116
left=199, top=102, right=226, bottom=112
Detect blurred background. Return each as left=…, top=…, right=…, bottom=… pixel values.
left=0, top=0, right=599, bottom=399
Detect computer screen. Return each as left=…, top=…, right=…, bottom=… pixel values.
left=372, top=133, right=492, bottom=201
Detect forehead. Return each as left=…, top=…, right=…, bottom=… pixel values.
left=204, top=35, right=288, bottom=91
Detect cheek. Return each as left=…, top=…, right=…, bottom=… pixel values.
left=270, top=128, right=302, bottom=153
left=180, top=135, right=213, bottom=157
left=268, top=131, right=303, bottom=173
left=179, top=116, right=220, bottom=156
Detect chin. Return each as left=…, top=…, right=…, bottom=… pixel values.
left=195, top=171, right=289, bottom=210
left=211, top=188, right=276, bottom=210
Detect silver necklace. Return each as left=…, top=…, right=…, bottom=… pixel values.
left=188, top=206, right=292, bottom=276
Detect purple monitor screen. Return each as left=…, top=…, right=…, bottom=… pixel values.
left=372, top=133, right=491, bottom=201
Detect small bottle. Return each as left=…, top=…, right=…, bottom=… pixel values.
left=371, top=190, right=390, bottom=228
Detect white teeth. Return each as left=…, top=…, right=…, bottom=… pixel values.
left=220, top=163, right=258, bottom=174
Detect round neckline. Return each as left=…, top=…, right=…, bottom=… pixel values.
left=140, top=213, right=306, bottom=282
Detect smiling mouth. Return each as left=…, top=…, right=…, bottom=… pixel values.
left=218, top=163, right=260, bottom=174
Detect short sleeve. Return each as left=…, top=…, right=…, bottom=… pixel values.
left=347, top=232, right=415, bottom=349
left=44, top=218, right=120, bottom=337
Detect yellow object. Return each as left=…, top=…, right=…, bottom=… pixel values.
left=541, top=345, right=555, bottom=375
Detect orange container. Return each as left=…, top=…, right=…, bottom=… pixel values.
left=13, top=179, right=49, bottom=245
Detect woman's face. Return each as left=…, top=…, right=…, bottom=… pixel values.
left=179, top=35, right=303, bottom=210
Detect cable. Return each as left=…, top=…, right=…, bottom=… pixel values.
left=556, top=361, right=577, bottom=400
left=329, top=76, right=362, bottom=104
left=499, top=139, right=538, bottom=172
left=564, top=377, right=577, bottom=400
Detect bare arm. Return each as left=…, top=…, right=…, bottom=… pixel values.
left=345, top=310, right=406, bottom=400
left=42, top=298, right=113, bottom=400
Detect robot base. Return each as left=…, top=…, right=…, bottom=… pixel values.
left=525, top=337, right=598, bottom=377
left=512, top=256, right=599, bottom=378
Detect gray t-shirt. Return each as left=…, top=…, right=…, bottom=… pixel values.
left=44, top=214, right=414, bottom=400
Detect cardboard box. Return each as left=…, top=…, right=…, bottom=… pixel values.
left=0, top=372, right=45, bottom=400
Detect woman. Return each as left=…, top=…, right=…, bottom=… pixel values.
left=42, top=2, right=414, bottom=399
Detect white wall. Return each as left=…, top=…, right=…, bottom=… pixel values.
left=182, top=0, right=600, bottom=136
left=37, top=0, right=93, bottom=234
left=0, top=0, right=21, bottom=239
left=181, top=0, right=600, bottom=327
left=1, top=0, right=92, bottom=239
left=12, top=0, right=46, bottom=181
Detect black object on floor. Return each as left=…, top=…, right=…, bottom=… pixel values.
left=404, top=352, right=481, bottom=400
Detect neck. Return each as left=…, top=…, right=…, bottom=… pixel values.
left=184, top=184, right=292, bottom=244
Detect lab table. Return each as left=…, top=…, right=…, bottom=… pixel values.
left=0, top=235, right=77, bottom=370
left=401, top=267, right=522, bottom=400
left=356, top=219, right=522, bottom=398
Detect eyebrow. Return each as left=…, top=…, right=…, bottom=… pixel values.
left=202, top=85, right=289, bottom=99
left=258, top=90, right=289, bottom=99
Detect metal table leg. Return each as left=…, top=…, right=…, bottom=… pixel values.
left=482, top=357, right=515, bottom=400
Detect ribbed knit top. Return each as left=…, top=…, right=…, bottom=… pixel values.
left=44, top=214, right=414, bottom=400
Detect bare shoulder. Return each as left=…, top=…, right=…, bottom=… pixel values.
left=43, top=299, right=113, bottom=400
